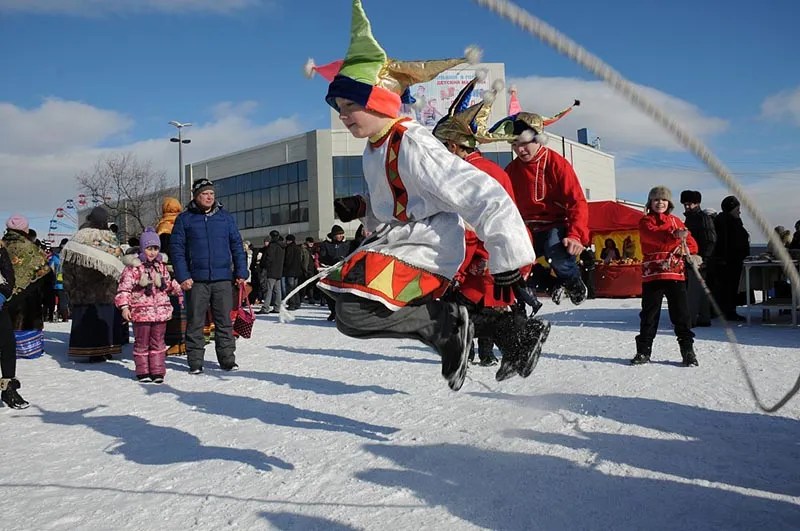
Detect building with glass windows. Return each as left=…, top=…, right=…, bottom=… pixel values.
left=186, top=63, right=616, bottom=244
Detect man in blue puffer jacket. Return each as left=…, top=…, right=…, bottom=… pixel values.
left=171, top=178, right=248, bottom=374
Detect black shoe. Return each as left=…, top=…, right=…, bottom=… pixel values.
left=327, top=313, right=336, bottom=322
left=188, top=367, right=203, bottom=375
left=438, top=306, right=472, bottom=391
left=1, top=379, right=29, bottom=409
left=87, top=356, right=107, bottom=363
left=550, top=286, right=564, bottom=305
left=630, top=353, right=651, bottom=365
left=478, top=354, right=499, bottom=367
left=564, top=278, right=588, bottom=306
left=136, top=374, right=151, bottom=382
left=679, top=343, right=699, bottom=367
left=151, top=375, right=165, bottom=383
left=517, top=319, right=551, bottom=378
left=220, top=363, right=239, bottom=372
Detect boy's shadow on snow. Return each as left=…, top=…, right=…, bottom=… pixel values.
left=143, top=385, right=399, bottom=442
left=543, top=307, right=799, bottom=349
left=30, top=405, right=292, bottom=472
left=259, top=512, right=360, bottom=531
left=357, top=393, right=800, bottom=530
left=476, top=392, right=800, bottom=498
left=234, top=369, right=407, bottom=396
left=270, top=345, right=438, bottom=366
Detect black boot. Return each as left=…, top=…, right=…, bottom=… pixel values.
left=564, top=278, right=588, bottom=306
left=477, top=337, right=498, bottom=366
left=679, top=341, right=698, bottom=367
left=436, top=305, right=472, bottom=391
left=493, top=312, right=550, bottom=381
left=1, top=378, right=30, bottom=409
left=631, top=337, right=651, bottom=365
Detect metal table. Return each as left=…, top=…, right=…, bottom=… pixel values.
left=742, top=260, right=800, bottom=326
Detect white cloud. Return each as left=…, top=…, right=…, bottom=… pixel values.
left=0, top=0, right=263, bottom=15
left=0, top=98, right=304, bottom=233
left=760, top=85, right=800, bottom=126
left=615, top=166, right=800, bottom=242
left=508, top=76, right=729, bottom=152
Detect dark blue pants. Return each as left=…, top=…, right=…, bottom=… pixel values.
left=532, top=226, right=580, bottom=283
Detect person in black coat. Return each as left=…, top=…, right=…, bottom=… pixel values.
left=680, top=190, right=717, bottom=327
left=709, top=195, right=750, bottom=321
left=282, top=235, right=304, bottom=310
left=318, top=224, right=349, bottom=321
left=0, top=242, right=28, bottom=408
left=258, top=230, right=286, bottom=314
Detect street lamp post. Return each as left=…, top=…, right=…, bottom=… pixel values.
left=169, top=121, right=192, bottom=204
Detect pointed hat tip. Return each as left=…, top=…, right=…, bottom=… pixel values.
left=464, top=45, right=482, bottom=64
left=303, top=58, right=316, bottom=79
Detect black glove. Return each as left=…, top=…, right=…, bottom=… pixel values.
left=333, top=195, right=366, bottom=223
left=492, top=270, right=525, bottom=304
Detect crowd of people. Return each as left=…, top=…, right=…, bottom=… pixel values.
left=3, top=0, right=798, bottom=409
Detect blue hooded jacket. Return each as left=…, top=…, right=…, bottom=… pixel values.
left=170, top=201, right=247, bottom=283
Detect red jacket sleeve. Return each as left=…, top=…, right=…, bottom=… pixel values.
left=550, top=154, right=589, bottom=244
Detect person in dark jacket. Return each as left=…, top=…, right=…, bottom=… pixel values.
left=282, top=235, right=304, bottom=310
left=258, top=230, right=285, bottom=314
left=318, top=225, right=349, bottom=321
left=790, top=220, right=800, bottom=250
left=170, top=178, right=248, bottom=374
left=0, top=240, right=28, bottom=408
left=709, top=195, right=750, bottom=321
left=680, top=190, right=716, bottom=327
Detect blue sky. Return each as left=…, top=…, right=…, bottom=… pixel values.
left=1, top=0, right=799, bottom=240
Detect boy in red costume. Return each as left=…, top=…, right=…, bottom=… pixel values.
left=633, top=186, right=700, bottom=366
left=490, top=103, right=590, bottom=306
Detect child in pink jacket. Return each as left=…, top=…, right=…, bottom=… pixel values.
left=115, top=227, right=182, bottom=383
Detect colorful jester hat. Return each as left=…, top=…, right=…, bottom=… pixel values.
left=487, top=98, right=581, bottom=144
left=432, top=71, right=506, bottom=148
left=320, top=0, right=482, bottom=118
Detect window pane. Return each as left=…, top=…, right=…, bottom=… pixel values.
left=298, top=160, right=308, bottom=181
left=287, top=163, right=298, bottom=183
left=289, top=202, right=300, bottom=223
left=244, top=191, right=252, bottom=210
left=299, top=181, right=308, bottom=202
left=260, top=207, right=270, bottom=226
left=334, top=177, right=349, bottom=198
left=333, top=156, right=347, bottom=178
left=279, top=184, right=289, bottom=204
left=279, top=165, right=288, bottom=185
left=279, top=204, right=290, bottom=225
left=299, top=201, right=309, bottom=222
left=236, top=211, right=245, bottom=228
left=244, top=173, right=252, bottom=192
left=236, top=174, right=245, bottom=193
left=350, top=177, right=365, bottom=196
left=270, top=208, right=281, bottom=226
left=260, top=169, right=269, bottom=189
left=245, top=210, right=253, bottom=229
left=288, top=182, right=298, bottom=203
left=269, top=187, right=279, bottom=206
left=347, top=156, right=363, bottom=177
left=498, top=152, right=512, bottom=168
left=236, top=193, right=245, bottom=212
left=252, top=189, right=262, bottom=209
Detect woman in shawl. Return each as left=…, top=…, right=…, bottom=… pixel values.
left=156, top=197, right=187, bottom=356
left=61, top=207, right=125, bottom=361
left=2, top=215, right=51, bottom=359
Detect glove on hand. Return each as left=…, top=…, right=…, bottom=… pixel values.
left=492, top=270, right=526, bottom=304
left=333, top=195, right=367, bottom=223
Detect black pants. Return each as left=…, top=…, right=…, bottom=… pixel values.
left=0, top=309, right=16, bottom=379
left=185, top=280, right=235, bottom=370
left=686, top=267, right=711, bottom=325
left=636, top=280, right=695, bottom=349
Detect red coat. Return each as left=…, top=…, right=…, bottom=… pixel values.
left=640, top=212, right=698, bottom=282
left=505, top=147, right=589, bottom=244
left=456, top=152, right=531, bottom=307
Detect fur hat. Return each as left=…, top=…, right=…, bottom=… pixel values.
left=5, top=214, right=29, bottom=233
left=679, top=190, right=702, bottom=204
left=647, top=186, right=674, bottom=214
left=192, top=178, right=214, bottom=198
left=330, top=224, right=345, bottom=236
left=721, top=195, right=740, bottom=213
left=269, top=229, right=280, bottom=241
left=139, top=227, right=160, bottom=250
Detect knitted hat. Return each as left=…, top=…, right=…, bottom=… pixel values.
left=330, top=224, right=345, bottom=236
left=139, top=227, right=160, bottom=250
left=647, top=186, right=674, bottom=213
left=679, top=190, right=702, bottom=204
left=317, top=0, right=481, bottom=118
left=487, top=96, right=581, bottom=144
left=432, top=71, right=505, bottom=148
left=192, top=178, right=214, bottom=198
left=721, top=195, right=740, bottom=213
left=6, top=214, right=29, bottom=233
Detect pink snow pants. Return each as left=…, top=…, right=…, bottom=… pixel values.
left=132, top=322, right=167, bottom=377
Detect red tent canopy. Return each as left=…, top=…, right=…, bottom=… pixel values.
left=588, top=201, right=643, bottom=234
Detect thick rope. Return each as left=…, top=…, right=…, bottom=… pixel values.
left=476, top=0, right=799, bottom=412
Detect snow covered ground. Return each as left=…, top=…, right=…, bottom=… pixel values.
left=2, top=298, right=799, bottom=531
